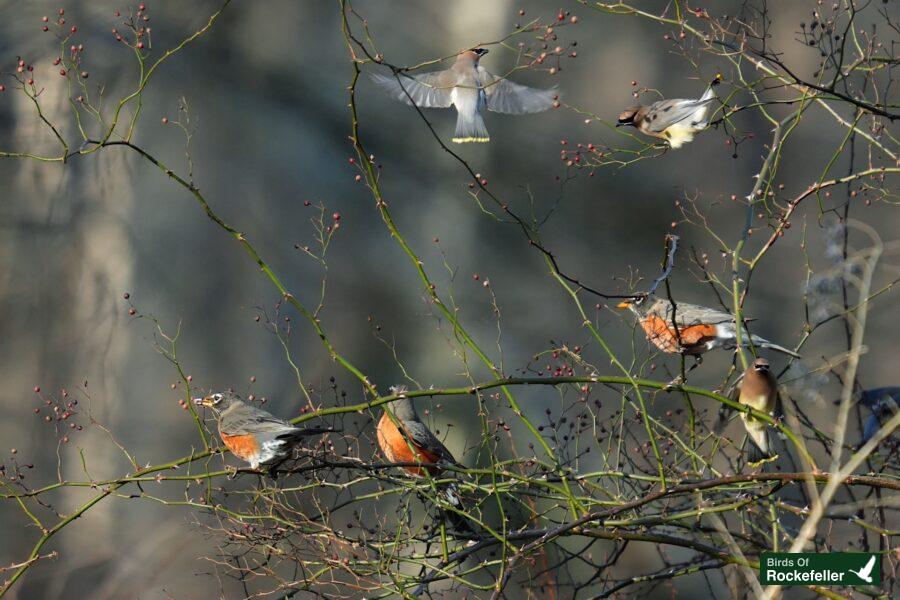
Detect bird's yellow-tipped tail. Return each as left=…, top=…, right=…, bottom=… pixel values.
left=616, top=301, right=632, bottom=309
left=454, top=109, right=490, bottom=144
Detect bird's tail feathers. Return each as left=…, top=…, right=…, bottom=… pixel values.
left=438, top=482, right=478, bottom=536
left=453, top=110, right=490, bottom=143
left=281, top=427, right=338, bottom=441
left=751, top=334, right=801, bottom=358
left=744, top=422, right=778, bottom=468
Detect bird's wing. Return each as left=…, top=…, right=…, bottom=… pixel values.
left=669, top=302, right=734, bottom=327
left=713, top=385, right=741, bottom=434
left=477, top=67, right=556, bottom=114
left=371, top=70, right=455, bottom=108
left=220, top=406, right=296, bottom=437
left=860, top=413, right=883, bottom=447
left=402, top=420, right=459, bottom=466
left=642, top=95, right=715, bottom=133
left=860, top=555, right=876, bottom=576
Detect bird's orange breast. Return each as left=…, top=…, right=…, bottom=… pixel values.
left=220, top=433, right=260, bottom=462
left=376, top=413, right=441, bottom=477
left=641, top=315, right=717, bottom=355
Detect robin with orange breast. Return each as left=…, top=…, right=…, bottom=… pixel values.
left=195, top=391, right=332, bottom=478
left=376, top=387, right=463, bottom=477
left=617, top=296, right=800, bottom=358
left=376, top=387, right=473, bottom=533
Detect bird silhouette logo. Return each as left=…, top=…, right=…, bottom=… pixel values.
left=848, top=555, right=877, bottom=583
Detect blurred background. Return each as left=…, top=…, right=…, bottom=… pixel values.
left=0, top=0, right=896, bottom=597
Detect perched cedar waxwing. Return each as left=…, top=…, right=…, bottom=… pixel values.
left=372, top=48, right=557, bottom=143
left=735, top=358, right=780, bottom=465
left=195, top=391, right=332, bottom=478
left=617, top=297, right=801, bottom=358
left=617, top=77, right=721, bottom=148
left=856, top=387, right=899, bottom=449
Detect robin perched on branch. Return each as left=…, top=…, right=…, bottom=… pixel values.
left=617, top=296, right=800, bottom=358
left=376, top=387, right=463, bottom=477
left=194, top=391, right=332, bottom=478
left=377, top=387, right=473, bottom=534
left=371, top=48, right=557, bottom=144
left=617, top=75, right=721, bottom=148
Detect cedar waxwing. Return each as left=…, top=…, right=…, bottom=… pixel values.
left=195, top=391, right=332, bottom=478
left=856, top=387, right=899, bottom=449
left=372, top=48, right=557, bottom=143
left=734, top=358, right=780, bottom=465
left=616, top=77, right=720, bottom=148
left=617, top=297, right=801, bottom=358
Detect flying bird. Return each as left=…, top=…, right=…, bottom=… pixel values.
left=617, top=77, right=720, bottom=148
left=848, top=554, right=877, bottom=583
left=195, top=391, right=332, bottom=478
left=372, top=48, right=557, bottom=143
left=617, top=297, right=800, bottom=358
left=733, top=358, right=780, bottom=466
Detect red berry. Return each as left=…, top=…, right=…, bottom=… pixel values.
left=161, top=117, right=168, bottom=124
left=42, top=16, right=49, bottom=22
left=59, top=69, right=66, bottom=76
left=33, top=386, right=40, bottom=393
left=332, top=212, right=341, bottom=221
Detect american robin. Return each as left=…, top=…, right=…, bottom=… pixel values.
left=372, top=48, right=557, bottom=144
left=194, top=391, right=331, bottom=477
left=734, top=358, right=780, bottom=465
left=376, top=388, right=463, bottom=477
left=616, top=76, right=720, bottom=148
left=376, top=387, right=472, bottom=533
left=856, top=387, right=899, bottom=449
left=617, top=297, right=801, bottom=358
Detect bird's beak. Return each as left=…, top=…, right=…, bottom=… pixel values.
left=616, top=301, right=632, bottom=309
left=193, top=396, right=211, bottom=407
left=615, top=121, right=625, bottom=127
